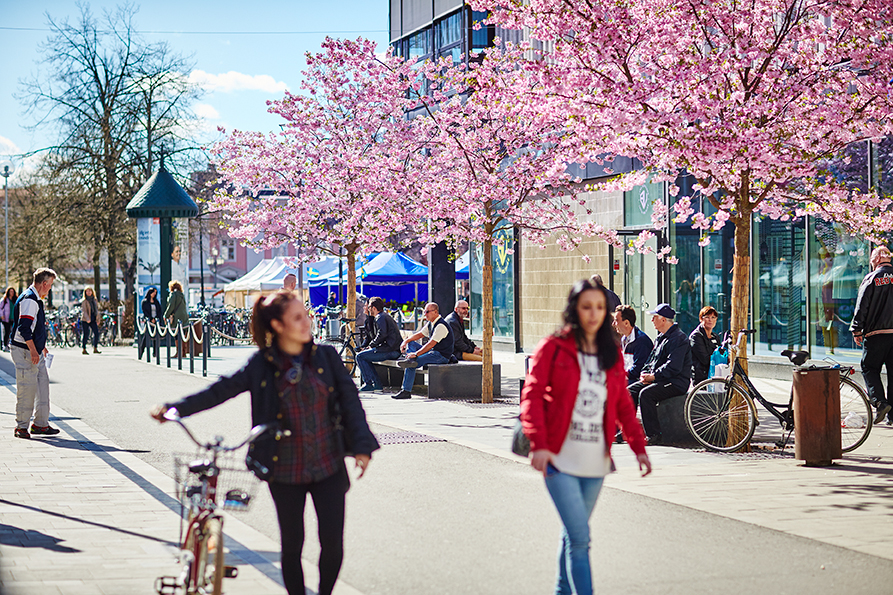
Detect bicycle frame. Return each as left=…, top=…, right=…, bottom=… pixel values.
left=727, top=357, right=793, bottom=428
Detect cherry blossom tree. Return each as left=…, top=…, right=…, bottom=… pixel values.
left=474, top=0, right=893, bottom=360
left=211, top=37, right=426, bottom=326
left=412, top=44, right=613, bottom=402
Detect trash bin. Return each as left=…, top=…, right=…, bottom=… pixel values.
left=792, top=367, right=842, bottom=466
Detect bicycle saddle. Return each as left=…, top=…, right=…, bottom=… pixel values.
left=781, top=349, right=810, bottom=366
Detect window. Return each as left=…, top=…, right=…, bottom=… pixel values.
left=471, top=11, right=493, bottom=50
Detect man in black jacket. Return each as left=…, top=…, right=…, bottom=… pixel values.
left=627, top=304, right=692, bottom=445
left=444, top=300, right=482, bottom=361
left=851, top=246, right=893, bottom=423
left=355, top=297, right=402, bottom=392
left=612, top=305, right=654, bottom=385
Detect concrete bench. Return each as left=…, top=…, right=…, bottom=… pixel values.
left=655, top=394, right=699, bottom=447
left=371, top=360, right=501, bottom=399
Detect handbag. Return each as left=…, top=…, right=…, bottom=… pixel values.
left=511, top=417, right=531, bottom=457
left=330, top=394, right=355, bottom=457
left=245, top=427, right=277, bottom=481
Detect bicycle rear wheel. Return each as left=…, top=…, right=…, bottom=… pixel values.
left=320, top=337, right=357, bottom=376
left=839, top=375, right=873, bottom=453
left=685, top=377, right=757, bottom=452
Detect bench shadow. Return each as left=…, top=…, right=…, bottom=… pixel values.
left=0, top=498, right=177, bottom=547
left=0, top=523, right=81, bottom=552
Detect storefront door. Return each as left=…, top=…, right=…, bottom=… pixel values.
left=623, top=234, right=661, bottom=329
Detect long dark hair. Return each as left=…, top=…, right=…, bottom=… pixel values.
left=251, top=289, right=301, bottom=348
left=3, top=287, right=16, bottom=303
left=559, top=279, right=619, bottom=370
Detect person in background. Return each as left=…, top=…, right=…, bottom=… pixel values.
left=589, top=274, right=621, bottom=313
left=355, top=297, right=403, bottom=392
left=0, top=286, right=18, bottom=350
left=521, top=279, right=650, bottom=595
left=282, top=273, right=297, bottom=291
left=81, top=287, right=101, bottom=355
left=393, top=302, right=454, bottom=400
left=445, top=300, right=483, bottom=361
left=11, top=268, right=59, bottom=439
left=151, top=290, right=379, bottom=595
left=359, top=302, right=376, bottom=350
left=612, top=305, right=654, bottom=385
left=141, top=287, right=161, bottom=323
left=851, top=245, right=893, bottom=424
left=164, top=280, right=189, bottom=329
left=689, top=306, right=720, bottom=384
left=627, top=304, right=692, bottom=446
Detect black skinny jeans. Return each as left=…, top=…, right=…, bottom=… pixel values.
left=268, top=467, right=349, bottom=595
left=1, top=321, right=11, bottom=348
left=82, top=319, right=100, bottom=349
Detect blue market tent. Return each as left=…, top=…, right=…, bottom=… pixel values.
left=308, top=252, right=429, bottom=305
left=456, top=251, right=469, bottom=279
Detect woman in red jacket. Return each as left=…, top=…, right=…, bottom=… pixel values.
left=521, top=279, right=651, bottom=595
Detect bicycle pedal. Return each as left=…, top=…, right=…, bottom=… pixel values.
left=224, top=565, right=239, bottom=579
left=154, top=576, right=178, bottom=595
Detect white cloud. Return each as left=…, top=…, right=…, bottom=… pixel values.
left=194, top=103, right=221, bottom=120
left=188, top=70, right=289, bottom=94
left=0, top=136, right=21, bottom=156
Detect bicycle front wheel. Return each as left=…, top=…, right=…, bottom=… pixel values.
left=840, top=375, right=873, bottom=453
left=194, top=516, right=225, bottom=595
left=685, top=377, right=757, bottom=452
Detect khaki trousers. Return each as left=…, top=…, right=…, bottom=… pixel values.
left=11, top=346, right=50, bottom=429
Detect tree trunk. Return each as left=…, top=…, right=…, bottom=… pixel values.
left=92, top=246, right=101, bottom=301
left=346, top=246, right=357, bottom=334
left=729, top=199, right=753, bottom=451
left=107, top=249, right=119, bottom=305
left=482, top=238, right=494, bottom=404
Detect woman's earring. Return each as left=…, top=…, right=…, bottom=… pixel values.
left=266, top=332, right=273, bottom=347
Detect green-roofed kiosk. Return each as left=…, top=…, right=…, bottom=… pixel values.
left=125, top=162, right=198, bottom=312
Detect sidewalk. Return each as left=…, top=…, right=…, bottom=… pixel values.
left=0, top=361, right=362, bottom=595
left=1, top=344, right=892, bottom=595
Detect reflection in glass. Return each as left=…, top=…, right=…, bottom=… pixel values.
left=753, top=217, right=806, bottom=355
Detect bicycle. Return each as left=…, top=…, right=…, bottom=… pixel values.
left=154, top=410, right=275, bottom=595
left=684, top=329, right=873, bottom=453
left=319, top=317, right=361, bottom=376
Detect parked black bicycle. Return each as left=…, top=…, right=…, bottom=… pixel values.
left=684, top=329, right=873, bottom=453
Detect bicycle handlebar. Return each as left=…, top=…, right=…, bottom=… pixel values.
left=163, top=408, right=285, bottom=452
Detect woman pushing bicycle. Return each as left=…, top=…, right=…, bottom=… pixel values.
left=151, top=289, right=379, bottom=595
left=521, top=279, right=651, bottom=595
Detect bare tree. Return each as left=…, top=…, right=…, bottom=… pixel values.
left=18, top=2, right=202, bottom=304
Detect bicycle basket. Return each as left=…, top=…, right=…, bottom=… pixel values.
left=172, top=450, right=261, bottom=513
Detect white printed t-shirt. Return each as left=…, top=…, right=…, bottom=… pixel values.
left=552, top=352, right=612, bottom=477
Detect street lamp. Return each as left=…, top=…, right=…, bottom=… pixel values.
left=0, top=161, right=13, bottom=290
left=206, top=247, right=221, bottom=306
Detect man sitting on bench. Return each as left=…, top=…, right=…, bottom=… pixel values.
left=627, top=304, right=692, bottom=446
left=393, top=302, right=454, bottom=400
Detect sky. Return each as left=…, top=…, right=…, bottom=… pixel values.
left=0, top=0, right=391, bottom=182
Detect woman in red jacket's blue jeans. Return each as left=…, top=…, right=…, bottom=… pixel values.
left=521, top=280, right=652, bottom=595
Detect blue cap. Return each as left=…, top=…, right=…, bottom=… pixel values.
left=648, top=303, right=676, bottom=319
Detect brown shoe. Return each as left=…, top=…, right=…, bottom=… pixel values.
left=93, top=348, right=101, bottom=354
left=82, top=349, right=89, bottom=355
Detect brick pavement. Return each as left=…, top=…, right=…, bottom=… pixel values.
left=0, top=364, right=363, bottom=595
left=1, top=345, right=892, bottom=594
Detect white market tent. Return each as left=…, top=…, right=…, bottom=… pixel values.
left=223, top=256, right=343, bottom=307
